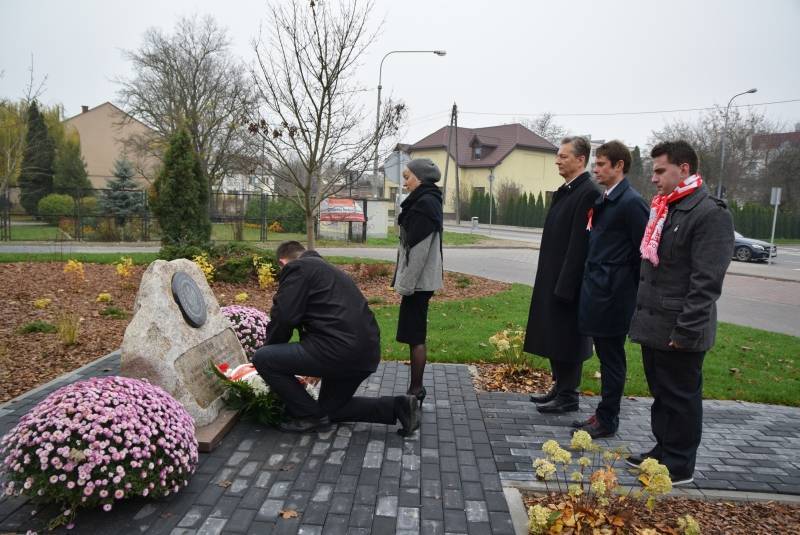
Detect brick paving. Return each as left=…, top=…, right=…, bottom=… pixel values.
left=1, top=357, right=799, bottom=534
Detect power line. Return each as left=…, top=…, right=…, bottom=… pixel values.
left=459, top=98, right=800, bottom=119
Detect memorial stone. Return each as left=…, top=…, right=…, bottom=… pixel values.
left=120, top=259, right=247, bottom=427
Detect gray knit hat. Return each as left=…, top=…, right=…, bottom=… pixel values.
left=406, top=158, right=441, bottom=183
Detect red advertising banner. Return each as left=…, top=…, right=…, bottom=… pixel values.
left=319, top=198, right=365, bottom=222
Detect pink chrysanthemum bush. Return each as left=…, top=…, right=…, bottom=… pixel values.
left=0, top=376, right=198, bottom=529
left=220, top=305, right=269, bottom=358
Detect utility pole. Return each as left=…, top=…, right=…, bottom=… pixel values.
left=441, top=103, right=461, bottom=224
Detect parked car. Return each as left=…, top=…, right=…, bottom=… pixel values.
left=733, top=231, right=777, bottom=262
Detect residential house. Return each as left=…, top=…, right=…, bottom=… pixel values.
left=751, top=125, right=800, bottom=167
left=380, top=143, right=412, bottom=201
left=62, top=102, right=158, bottom=189
left=406, top=123, right=561, bottom=216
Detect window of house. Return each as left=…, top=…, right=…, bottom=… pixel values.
left=473, top=145, right=482, bottom=159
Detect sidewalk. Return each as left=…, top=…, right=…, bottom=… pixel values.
left=1, top=356, right=798, bottom=534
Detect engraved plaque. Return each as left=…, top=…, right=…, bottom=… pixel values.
left=174, top=329, right=242, bottom=408
left=172, top=271, right=207, bottom=328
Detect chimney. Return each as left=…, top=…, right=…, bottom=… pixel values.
left=81, top=105, right=89, bottom=113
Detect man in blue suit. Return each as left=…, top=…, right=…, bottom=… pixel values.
left=574, top=140, right=649, bottom=438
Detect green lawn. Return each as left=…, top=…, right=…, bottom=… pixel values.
left=1, top=253, right=796, bottom=406
left=209, top=223, right=485, bottom=247
left=9, top=225, right=65, bottom=241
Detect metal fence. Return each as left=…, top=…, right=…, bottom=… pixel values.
left=0, top=187, right=369, bottom=243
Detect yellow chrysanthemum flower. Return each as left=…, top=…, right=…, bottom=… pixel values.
left=528, top=504, right=551, bottom=535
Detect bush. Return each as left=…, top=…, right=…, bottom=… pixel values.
left=158, top=243, right=209, bottom=261
left=215, top=255, right=254, bottom=283
left=0, top=376, right=199, bottom=528
left=220, top=305, right=270, bottom=359
left=37, top=194, right=75, bottom=224
left=76, top=196, right=98, bottom=216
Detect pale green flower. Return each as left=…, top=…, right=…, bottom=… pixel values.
left=568, top=484, right=583, bottom=497
left=639, top=457, right=669, bottom=477
left=677, top=514, right=701, bottom=535
left=590, top=480, right=607, bottom=496
left=578, top=456, right=591, bottom=468
left=551, top=447, right=572, bottom=465
left=528, top=504, right=551, bottom=535
left=570, top=471, right=583, bottom=482
left=646, top=472, right=673, bottom=496
left=535, top=460, right=556, bottom=480
left=542, top=440, right=560, bottom=456
left=602, top=450, right=615, bottom=463
left=570, top=430, right=593, bottom=451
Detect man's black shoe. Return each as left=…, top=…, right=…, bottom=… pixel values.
left=395, top=395, right=420, bottom=437
left=279, top=416, right=332, bottom=433
left=536, top=398, right=579, bottom=414
left=624, top=447, right=661, bottom=469
left=576, top=419, right=615, bottom=439
left=529, top=387, right=557, bottom=404
left=571, top=414, right=597, bottom=429
left=669, top=472, right=694, bottom=487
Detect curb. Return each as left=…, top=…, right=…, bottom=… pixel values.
left=503, top=479, right=800, bottom=504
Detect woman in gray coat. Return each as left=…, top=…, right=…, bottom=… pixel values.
left=392, top=158, right=444, bottom=406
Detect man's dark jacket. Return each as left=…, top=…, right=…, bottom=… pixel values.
left=629, top=186, right=734, bottom=352
left=578, top=178, right=649, bottom=337
left=524, top=171, right=601, bottom=362
left=264, top=251, right=381, bottom=371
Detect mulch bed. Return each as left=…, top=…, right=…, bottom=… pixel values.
left=471, top=362, right=555, bottom=394
left=0, top=262, right=509, bottom=403
left=523, top=491, right=800, bottom=534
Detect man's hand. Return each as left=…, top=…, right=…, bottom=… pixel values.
left=668, top=339, right=682, bottom=349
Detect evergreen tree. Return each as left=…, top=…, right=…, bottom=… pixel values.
left=101, top=158, right=145, bottom=228
left=152, top=128, right=211, bottom=248
left=535, top=192, right=545, bottom=227
left=628, top=146, right=648, bottom=194
left=504, top=195, right=515, bottom=225
left=18, top=101, right=55, bottom=214
left=53, top=139, right=92, bottom=195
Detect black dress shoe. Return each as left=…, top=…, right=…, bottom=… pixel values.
left=571, top=414, right=597, bottom=428
left=529, top=387, right=557, bottom=404
left=624, top=447, right=661, bottom=468
left=576, top=419, right=615, bottom=439
left=279, top=416, right=332, bottom=433
left=395, top=395, right=420, bottom=437
left=536, top=398, right=579, bottom=414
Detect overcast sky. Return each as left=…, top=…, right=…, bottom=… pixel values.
left=1, top=0, right=799, bottom=148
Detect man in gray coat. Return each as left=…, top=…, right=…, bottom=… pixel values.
left=627, top=140, right=734, bottom=486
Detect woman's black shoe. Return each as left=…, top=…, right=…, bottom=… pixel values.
left=395, top=395, right=420, bottom=437
left=408, top=386, right=427, bottom=408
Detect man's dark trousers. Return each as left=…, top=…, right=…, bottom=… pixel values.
left=253, top=343, right=396, bottom=424
left=641, top=345, right=705, bottom=477
left=550, top=360, right=582, bottom=403
left=593, top=335, right=627, bottom=431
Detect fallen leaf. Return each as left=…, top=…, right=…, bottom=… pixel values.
left=217, top=480, right=233, bottom=488
left=279, top=509, right=299, bottom=519
left=729, top=368, right=741, bottom=375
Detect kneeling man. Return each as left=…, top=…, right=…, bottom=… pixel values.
left=253, top=241, right=419, bottom=435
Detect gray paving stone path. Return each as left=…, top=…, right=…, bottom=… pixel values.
left=1, top=357, right=799, bottom=534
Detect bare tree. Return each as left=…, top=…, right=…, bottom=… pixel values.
left=519, top=112, right=568, bottom=146
left=650, top=106, right=779, bottom=202
left=247, top=0, right=405, bottom=249
left=117, top=16, right=256, bottom=189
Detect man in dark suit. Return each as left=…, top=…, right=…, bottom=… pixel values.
left=525, top=137, right=601, bottom=414
left=252, top=241, right=420, bottom=435
left=627, top=141, right=734, bottom=486
left=574, top=140, right=649, bottom=438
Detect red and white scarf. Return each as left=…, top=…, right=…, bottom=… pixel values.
left=640, top=174, right=703, bottom=266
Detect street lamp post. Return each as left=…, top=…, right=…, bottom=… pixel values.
left=488, top=170, right=495, bottom=233
left=717, top=88, right=757, bottom=198
left=374, top=49, right=446, bottom=198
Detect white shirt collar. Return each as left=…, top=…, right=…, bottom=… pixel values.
left=563, top=171, right=585, bottom=188
left=604, top=180, right=622, bottom=197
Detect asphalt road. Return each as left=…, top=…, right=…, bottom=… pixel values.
left=2, top=243, right=798, bottom=336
